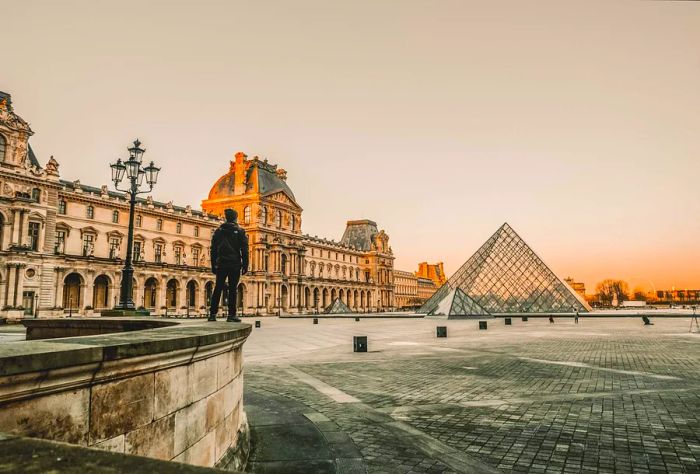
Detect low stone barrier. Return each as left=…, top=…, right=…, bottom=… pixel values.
left=0, top=319, right=251, bottom=470
left=21, top=318, right=178, bottom=340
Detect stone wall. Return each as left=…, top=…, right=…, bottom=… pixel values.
left=0, top=320, right=251, bottom=469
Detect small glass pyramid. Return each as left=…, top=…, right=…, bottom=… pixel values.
left=430, top=288, right=490, bottom=317
left=419, top=223, right=591, bottom=315
left=325, top=298, right=353, bottom=314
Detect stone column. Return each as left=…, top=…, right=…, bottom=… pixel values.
left=10, top=210, right=20, bottom=246
left=4, top=264, right=16, bottom=307
left=179, top=278, right=188, bottom=312
left=20, top=211, right=30, bottom=247
left=14, top=264, right=26, bottom=308
left=158, top=276, right=168, bottom=313
left=55, top=268, right=65, bottom=308
left=84, top=278, right=95, bottom=311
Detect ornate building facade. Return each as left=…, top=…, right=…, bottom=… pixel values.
left=201, top=153, right=395, bottom=314
left=0, top=92, right=394, bottom=317
left=394, top=270, right=419, bottom=309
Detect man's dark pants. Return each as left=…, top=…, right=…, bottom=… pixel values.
left=210, top=266, right=241, bottom=319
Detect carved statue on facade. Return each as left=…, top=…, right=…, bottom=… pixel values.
left=45, top=156, right=60, bottom=176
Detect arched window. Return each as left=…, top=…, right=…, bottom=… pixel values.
left=86, top=205, right=94, bottom=219
left=112, top=210, right=119, bottom=223
left=275, top=210, right=281, bottom=228
left=176, top=222, right=182, bottom=234
left=58, top=199, right=67, bottom=215
left=261, top=207, right=267, bottom=225
left=157, top=218, right=163, bottom=231
left=244, top=206, right=251, bottom=224
left=0, top=134, right=6, bottom=162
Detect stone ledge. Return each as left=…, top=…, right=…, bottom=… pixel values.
left=0, top=320, right=251, bottom=377
left=22, top=318, right=177, bottom=340
left=0, top=433, right=238, bottom=473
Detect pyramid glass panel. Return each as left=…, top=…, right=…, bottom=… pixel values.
left=419, top=223, right=591, bottom=314
left=325, top=298, right=352, bottom=314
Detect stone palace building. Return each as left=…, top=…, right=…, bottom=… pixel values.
left=0, top=91, right=394, bottom=317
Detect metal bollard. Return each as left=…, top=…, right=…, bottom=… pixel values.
left=436, top=326, right=447, bottom=338
left=353, top=336, right=367, bottom=352
left=313, top=318, right=318, bottom=324
left=479, top=321, right=487, bottom=330
left=255, top=320, right=261, bottom=328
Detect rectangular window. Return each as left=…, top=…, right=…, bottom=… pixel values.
left=175, top=247, right=182, bottom=265
left=83, top=234, right=94, bottom=256
left=58, top=200, right=66, bottom=215
left=133, top=241, right=142, bottom=262
left=194, top=226, right=199, bottom=237
left=55, top=231, right=65, bottom=254
left=157, top=219, right=163, bottom=231
left=28, top=222, right=40, bottom=251
left=155, top=244, right=163, bottom=263
left=135, top=215, right=142, bottom=227
left=192, top=247, right=200, bottom=266
left=109, top=237, right=120, bottom=259
left=176, top=222, right=182, bottom=234
left=112, top=211, right=119, bottom=223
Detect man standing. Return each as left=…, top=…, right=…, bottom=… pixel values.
left=209, top=209, right=248, bottom=322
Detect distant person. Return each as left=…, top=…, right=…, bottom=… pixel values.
left=549, top=315, right=554, bottom=324
left=209, top=209, right=249, bottom=322
left=642, top=315, right=653, bottom=326
left=575, top=310, right=579, bottom=324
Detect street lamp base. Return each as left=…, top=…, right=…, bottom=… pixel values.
left=100, top=308, right=151, bottom=317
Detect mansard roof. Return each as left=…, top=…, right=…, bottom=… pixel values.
left=340, top=220, right=379, bottom=252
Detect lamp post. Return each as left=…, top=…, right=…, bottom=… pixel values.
left=109, top=139, right=160, bottom=313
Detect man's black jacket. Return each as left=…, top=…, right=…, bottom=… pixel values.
left=210, top=222, right=249, bottom=272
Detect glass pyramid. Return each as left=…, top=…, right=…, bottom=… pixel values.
left=419, top=223, right=591, bottom=314
left=430, top=288, right=490, bottom=317
left=325, top=298, right=353, bottom=314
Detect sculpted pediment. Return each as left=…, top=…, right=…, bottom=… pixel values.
left=264, top=191, right=300, bottom=209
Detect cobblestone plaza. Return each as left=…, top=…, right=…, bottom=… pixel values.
left=244, top=317, right=700, bottom=473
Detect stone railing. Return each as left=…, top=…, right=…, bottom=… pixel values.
left=0, top=319, right=251, bottom=470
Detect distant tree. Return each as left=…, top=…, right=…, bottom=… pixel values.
left=595, top=279, right=630, bottom=306
left=632, top=287, right=647, bottom=302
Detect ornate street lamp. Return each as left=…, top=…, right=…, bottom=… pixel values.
left=108, top=139, right=160, bottom=313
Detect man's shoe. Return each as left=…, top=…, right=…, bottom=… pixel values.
left=226, top=317, right=242, bottom=323
left=207, top=316, right=218, bottom=322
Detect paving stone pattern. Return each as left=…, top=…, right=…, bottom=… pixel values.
left=244, top=318, right=700, bottom=473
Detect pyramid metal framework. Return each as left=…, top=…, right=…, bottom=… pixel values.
left=325, top=298, right=353, bottom=314
left=419, top=223, right=591, bottom=315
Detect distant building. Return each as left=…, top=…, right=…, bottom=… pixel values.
left=564, top=277, right=586, bottom=298
left=416, top=262, right=446, bottom=288
left=394, top=270, right=419, bottom=309
left=417, top=277, right=437, bottom=303
left=654, top=289, right=700, bottom=304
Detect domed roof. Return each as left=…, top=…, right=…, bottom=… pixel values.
left=207, top=152, right=297, bottom=202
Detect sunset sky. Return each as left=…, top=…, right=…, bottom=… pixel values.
left=2, top=0, right=699, bottom=292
